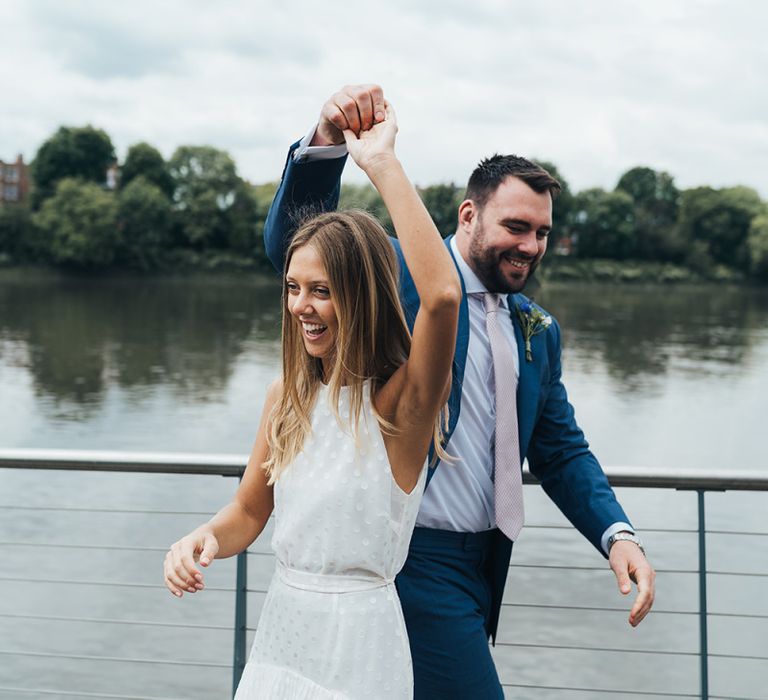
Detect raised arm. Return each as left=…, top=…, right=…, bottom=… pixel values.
left=344, top=105, right=461, bottom=483
left=263, top=85, right=386, bottom=271
left=163, top=380, right=280, bottom=597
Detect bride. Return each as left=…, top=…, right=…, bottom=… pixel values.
left=163, top=103, right=460, bottom=699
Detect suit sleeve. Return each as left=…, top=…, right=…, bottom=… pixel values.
left=263, top=141, right=349, bottom=272
left=526, top=318, right=631, bottom=557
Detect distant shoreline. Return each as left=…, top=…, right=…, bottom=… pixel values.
left=0, top=255, right=764, bottom=286
left=538, top=257, right=756, bottom=285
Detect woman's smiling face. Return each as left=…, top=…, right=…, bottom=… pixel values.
left=285, top=244, right=339, bottom=370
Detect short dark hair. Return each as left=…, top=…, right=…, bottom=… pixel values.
left=465, top=154, right=561, bottom=208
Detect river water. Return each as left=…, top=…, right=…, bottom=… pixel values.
left=1, top=270, right=766, bottom=699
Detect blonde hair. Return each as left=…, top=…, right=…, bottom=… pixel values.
left=264, top=210, right=448, bottom=483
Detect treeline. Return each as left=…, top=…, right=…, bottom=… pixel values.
left=341, top=160, right=768, bottom=283
left=1, top=125, right=767, bottom=281
left=0, top=126, right=279, bottom=270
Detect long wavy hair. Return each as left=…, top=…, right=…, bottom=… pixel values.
left=263, top=210, right=448, bottom=483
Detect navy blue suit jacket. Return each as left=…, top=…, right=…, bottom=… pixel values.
left=263, top=142, right=631, bottom=637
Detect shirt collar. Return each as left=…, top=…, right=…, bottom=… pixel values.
left=449, top=236, right=509, bottom=311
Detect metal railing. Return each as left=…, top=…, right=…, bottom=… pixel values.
left=1, top=448, right=766, bottom=700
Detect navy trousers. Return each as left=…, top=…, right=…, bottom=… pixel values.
left=395, top=527, right=508, bottom=700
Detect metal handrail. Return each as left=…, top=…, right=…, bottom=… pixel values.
left=2, top=447, right=766, bottom=490
left=2, top=448, right=766, bottom=700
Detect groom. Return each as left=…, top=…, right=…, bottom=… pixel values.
left=263, top=84, right=656, bottom=699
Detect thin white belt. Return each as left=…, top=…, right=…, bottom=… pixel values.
left=276, top=561, right=395, bottom=594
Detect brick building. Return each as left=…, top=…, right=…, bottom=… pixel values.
left=0, top=155, right=30, bottom=205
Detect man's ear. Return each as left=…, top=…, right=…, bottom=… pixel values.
left=457, top=199, right=476, bottom=234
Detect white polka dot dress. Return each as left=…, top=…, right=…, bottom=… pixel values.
left=235, top=381, right=427, bottom=699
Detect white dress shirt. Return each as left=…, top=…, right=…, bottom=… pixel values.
left=416, top=238, right=516, bottom=532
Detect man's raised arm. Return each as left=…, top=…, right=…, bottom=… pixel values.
left=263, top=84, right=386, bottom=271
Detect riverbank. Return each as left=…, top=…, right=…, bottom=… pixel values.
left=539, top=257, right=748, bottom=284
left=1, top=252, right=762, bottom=286
left=0, top=249, right=269, bottom=276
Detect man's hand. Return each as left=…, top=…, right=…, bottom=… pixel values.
left=343, top=102, right=398, bottom=176
left=311, top=84, right=387, bottom=146
left=609, top=540, right=656, bottom=627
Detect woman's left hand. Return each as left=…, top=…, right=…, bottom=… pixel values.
left=343, top=102, right=398, bottom=176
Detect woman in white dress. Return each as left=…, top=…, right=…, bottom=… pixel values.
left=163, top=102, right=461, bottom=699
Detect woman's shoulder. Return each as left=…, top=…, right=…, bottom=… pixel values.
left=265, top=376, right=284, bottom=408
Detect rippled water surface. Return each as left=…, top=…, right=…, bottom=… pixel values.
left=1, top=270, right=766, bottom=698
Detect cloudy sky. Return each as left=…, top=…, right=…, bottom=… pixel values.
left=2, top=1, right=767, bottom=196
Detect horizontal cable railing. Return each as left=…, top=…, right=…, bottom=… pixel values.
left=1, top=449, right=766, bottom=700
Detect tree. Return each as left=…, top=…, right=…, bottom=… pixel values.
left=418, top=184, right=462, bottom=238
left=32, top=126, right=116, bottom=207
left=225, top=181, right=263, bottom=256
left=572, top=188, right=636, bottom=260
left=168, top=146, right=242, bottom=248
left=0, top=204, right=33, bottom=259
left=677, top=186, right=764, bottom=272
left=339, top=183, right=391, bottom=231
left=616, top=167, right=679, bottom=215
left=34, top=178, right=119, bottom=267
left=747, top=214, right=768, bottom=280
left=117, top=176, right=173, bottom=269
left=535, top=160, right=575, bottom=253
left=121, top=142, right=174, bottom=199
left=616, top=167, right=680, bottom=261
left=251, top=182, right=278, bottom=263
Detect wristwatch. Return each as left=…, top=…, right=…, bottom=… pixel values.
left=608, top=532, right=645, bottom=555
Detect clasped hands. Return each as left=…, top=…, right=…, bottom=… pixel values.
left=312, top=83, right=398, bottom=177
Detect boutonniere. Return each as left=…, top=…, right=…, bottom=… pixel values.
left=515, top=300, right=552, bottom=362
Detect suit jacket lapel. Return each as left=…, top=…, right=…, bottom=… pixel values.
left=510, top=293, right=541, bottom=460
left=427, top=237, right=468, bottom=487
left=447, top=236, right=470, bottom=403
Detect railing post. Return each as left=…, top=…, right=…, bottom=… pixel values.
left=231, top=548, right=248, bottom=697
left=697, top=490, right=709, bottom=700
left=230, top=468, right=248, bottom=698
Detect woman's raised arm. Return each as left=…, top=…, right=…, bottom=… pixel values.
left=343, top=105, right=460, bottom=441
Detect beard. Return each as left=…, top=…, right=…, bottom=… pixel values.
left=467, top=218, right=541, bottom=294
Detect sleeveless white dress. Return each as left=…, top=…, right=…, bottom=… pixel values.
left=234, top=381, right=427, bottom=700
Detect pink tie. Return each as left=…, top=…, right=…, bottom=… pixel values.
left=482, top=293, right=525, bottom=540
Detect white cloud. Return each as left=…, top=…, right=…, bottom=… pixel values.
left=1, top=0, right=766, bottom=197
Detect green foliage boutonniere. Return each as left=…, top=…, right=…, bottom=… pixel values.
left=515, top=300, right=552, bottom=362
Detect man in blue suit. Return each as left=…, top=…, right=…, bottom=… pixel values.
left=263, top=84, right=656, bottom=699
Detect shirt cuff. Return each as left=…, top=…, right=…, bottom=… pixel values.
left=601, top=522, right=635, bottom=555
left=292, top=123, right=348, bottom=163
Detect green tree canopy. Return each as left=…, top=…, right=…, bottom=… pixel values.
left=168, top=146, right=242, bottom=248
left=677, top=186, right=765, bottom=271
left=616, top=167, right=679, bottom=214
left=0, top=204, right=33, bottom=259
left=572, top=188, right=636, bottom=260
left=121, top=142, right=174, bottom=199
left=34, top=178, right=120, bottom=267
left=117, top=176, right=173, bottom=269
left=32, top=126, right=116, bottom=207
left=616, top=166, right=680, bottom=260
left=250, top=182, right=278, bottom=261
left=225, top=181, right=263, bottom=256
left=418, top=184, right=463, bottom=238
left=339, top=183, right=391, bottom=231
left=747, top=214, right=768, bottom=280
left=534, top=160, right=574, bottom=252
